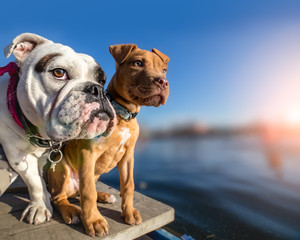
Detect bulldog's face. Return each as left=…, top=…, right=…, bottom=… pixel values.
left=109, top=44, right=170, bottom=107
left=5, top=33, right=116, bottom=141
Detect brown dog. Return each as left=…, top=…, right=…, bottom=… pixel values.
left=47, top=44, right=170, bottom=237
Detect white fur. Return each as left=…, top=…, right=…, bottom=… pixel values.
left=16, top=42, right=111, bottom=141
left=0, top=33, right=115, bottom=225
left=67, top=170, right=80, bottom=194
left=117, top=127, right=131, bottom=152
left=107, top=194, right=117, bottom=204
left=70, top=216, right=80, bottom=224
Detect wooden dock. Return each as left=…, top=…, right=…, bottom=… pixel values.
left=0, top=179, right=175, bottom=240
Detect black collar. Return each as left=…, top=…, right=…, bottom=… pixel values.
left=17, top=104, right=61, bottom=148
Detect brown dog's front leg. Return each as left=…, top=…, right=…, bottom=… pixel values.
left=118, top=153, right=142, bottom=226
left=79, top=149, right=108, bottom=237
left=48, top=159, right=82, bottom=225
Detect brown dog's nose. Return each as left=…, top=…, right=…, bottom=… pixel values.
left=154, top=77, right=169, bottom=89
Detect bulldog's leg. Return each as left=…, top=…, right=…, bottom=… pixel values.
left=48, top=160, right=81, bottom=224
left=3, top=145, right=52, bottom=225
left=80, top=151, right=108, bottom=237
left=118, top=154, right=142, bottom=226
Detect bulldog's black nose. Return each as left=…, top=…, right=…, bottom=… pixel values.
left=84, top=84, right=104, bottom=99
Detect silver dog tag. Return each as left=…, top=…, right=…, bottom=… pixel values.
left=48, top=149, right=63, bottom=173
left=50, top=162, right=56, bottom=172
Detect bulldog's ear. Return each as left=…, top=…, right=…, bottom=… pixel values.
left=152, top=48, right=170, bottom=64
left=4, top=33, right=51, bottom=62
left=109, top=44, right=137, bottom=64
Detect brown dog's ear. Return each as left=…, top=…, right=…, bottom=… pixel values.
left=4, top=33, right=51, bottom=62
left=152, top=48, right=170, bottom=64
left=109, top=44, right=137, bottom=64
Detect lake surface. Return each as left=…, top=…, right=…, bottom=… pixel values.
left=100, top=134, right=300, bottom=240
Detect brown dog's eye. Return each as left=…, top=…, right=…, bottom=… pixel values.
left=133, top=60, right=143, bottom=67
left=52, top=68, right=68, bottom=80
left=162, top=69, right=167, bottom=74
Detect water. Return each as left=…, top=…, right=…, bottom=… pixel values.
left=100, top=134, right=300, bottom=240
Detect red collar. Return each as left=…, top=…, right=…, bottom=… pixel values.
left=0, top=62, right=24, bottom=129
left=1, top=62, right=65, bottom=171
left=0, top=62, right=57, bottom=148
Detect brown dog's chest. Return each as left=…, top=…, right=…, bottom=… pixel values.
left=93, top=120, right=138, bottom=175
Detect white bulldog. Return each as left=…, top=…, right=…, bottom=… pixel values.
left=0, top=33, right=115, bottom=225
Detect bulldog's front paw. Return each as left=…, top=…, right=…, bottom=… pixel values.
left=121, top=207, right=142, bottom=226
left=20, top=201, right=53, bottom=225
left=82, top=214, right=109, bottom=237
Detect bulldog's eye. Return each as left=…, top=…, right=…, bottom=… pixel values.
left=52, top=68, right=68, bottom=80
left=162, top=69, right=167, bottom=74
left=133, top=60, right=143, bottom=67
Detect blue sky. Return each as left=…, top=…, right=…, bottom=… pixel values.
left=1, top=0, right=300, bottom=129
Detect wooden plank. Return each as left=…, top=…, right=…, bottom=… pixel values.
left=0, top=180, right=174, bottom=240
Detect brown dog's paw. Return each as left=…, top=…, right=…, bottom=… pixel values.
left=83, top=216, right=109, bottom=237
left=60, top=204, right=82, bottom=224
left=97, top=192, right=117, bottom=204
left=122, top=208, right=142, bottom=226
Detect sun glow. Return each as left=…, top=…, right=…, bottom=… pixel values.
left=286, top=108, right=300, bottom=126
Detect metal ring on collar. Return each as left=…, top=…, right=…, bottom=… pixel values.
left=47, top=149, right=63, bottom=164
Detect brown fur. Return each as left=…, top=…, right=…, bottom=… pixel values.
left=47, top=44, right=170, bottom=237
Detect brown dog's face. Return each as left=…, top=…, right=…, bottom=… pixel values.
left=109, top=44, right=170, bottom=107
